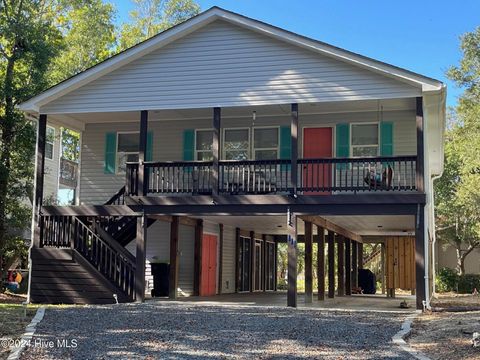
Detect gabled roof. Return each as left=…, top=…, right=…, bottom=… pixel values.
left=18, top=6, right=445, bottom=113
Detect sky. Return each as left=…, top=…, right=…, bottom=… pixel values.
left=110, top=0, right=480, bottom=107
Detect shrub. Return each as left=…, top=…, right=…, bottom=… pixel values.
left=436, top=267, right=459, bottom=292
left=458, top=274, right=480, bottom=294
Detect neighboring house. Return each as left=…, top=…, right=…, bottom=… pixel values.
left=19, top=7, right=446, bottom=309
left=436, top=244, right=480, bottom=275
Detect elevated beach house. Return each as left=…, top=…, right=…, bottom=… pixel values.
left=18, top=7, right=446, bottom=309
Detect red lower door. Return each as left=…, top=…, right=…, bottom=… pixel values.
left=200, top=234, right=217, bottom=296
left=303, top=127, right=333, bottom=194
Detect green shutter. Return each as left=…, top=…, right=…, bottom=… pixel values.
left=146, top=131, right=153, bottom=161
left=104, top=132, right=116, bottom=174
left=280, top=126, right=291, bottom=170
left=380, top=122, right=394, bottom=156
left=183, top=129, right=195, bottom=161
left=336, top=123, right=350, bottom=157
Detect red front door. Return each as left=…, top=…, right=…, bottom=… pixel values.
left=303, top=128, right=333, bottom=194
left=200, top=234, right=217, bottom=296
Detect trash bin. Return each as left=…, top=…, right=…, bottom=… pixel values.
left=150, top=263, right=169, bottom=297
left=358, top=268, right=376, bottom=294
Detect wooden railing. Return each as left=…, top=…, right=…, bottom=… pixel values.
left=219, top=159, right=292, bottom=194
left=40, top=215, right=136, bottom=300
left=59, top=158, right=78, bottom=188
left=125, top=156, right=417, bottom=196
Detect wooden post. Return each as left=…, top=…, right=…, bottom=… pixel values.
left=415, top=205, right=426, bottom=310
left=358, top=243, right=364, bottom=269
left=169, top=216, right=179, bottom=299
left=262, top=234, right=267, bottom=292
left=304, top=220, right=313, bottom=303
left=290, top=104, right=298, bottom=195
left=327, top=230, right=335, bottom=299
left=317, top=225, right=325, bottom=301
left=250, top=231, right=255, bottom=292
left=416, top=97, right=424, bottom=193
left=193, top=219, right=203, bottom=296
left=381, top=243, right=386, bottom=295
left=274, top=239, right=278, bottom=291
left=337, top=235, right=345, bottom=296
left=287, top=211, right=297, bottom=307
left=135, top=214, right=147, bottom=302
left=235, top=227, right=240, bottom=292
left=352, top=241, right=358, bottom=288
left=218, top=224, right=224, bottom=294
left=33, top=114, right=47, bottom=248
left=138, top=110, right=148, bottom=196
left=345, top=238, right=352, bottom=296
left=212, top=107, right=221, bottom=196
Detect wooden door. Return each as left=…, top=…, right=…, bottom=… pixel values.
left=303, top=128, right=333, bottom=194
left=385, top=236, right=415, bottom=291
left=200, top=234, right=217, bottom=296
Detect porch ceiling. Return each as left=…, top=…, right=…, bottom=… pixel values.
left=48, top=98, right=416, bottom=127
left=200, top=214, right=415, bottom=237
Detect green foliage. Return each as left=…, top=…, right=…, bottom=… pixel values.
left=435, top=267, right=459, bottom=293
left=61, top=128, right=80, bottom=162
left=118, top=0, right=200, bottom=51
left=458, top=274, right=480, bottom=294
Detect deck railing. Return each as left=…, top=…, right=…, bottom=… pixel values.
left=125, top=156, right=417, bottom=196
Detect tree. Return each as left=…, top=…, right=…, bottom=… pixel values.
left=118, top=0, right=200, bottom=51
left=0, top=0, right=63, bottom=286
left=436, top=27, right=480, bottom=275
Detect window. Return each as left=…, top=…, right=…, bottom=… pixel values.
left=195, top=130, right=213, bottom=161
left=223, top=129, right=249, bottom=160
left=117, top=132, right=139, bottom=173
left=253, top=127, right=279, bottom=160
left=45, top=126, right=55, bottom=160
left=351, top=123, right=379, bottom=157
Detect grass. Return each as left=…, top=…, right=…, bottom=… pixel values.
left=0, top=303, right=37, bottom=360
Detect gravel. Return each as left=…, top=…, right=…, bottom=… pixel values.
left=20, top=302, right=414, bottom=359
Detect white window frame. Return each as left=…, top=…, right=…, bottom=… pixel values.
left=116, top=131, right=139, bottom=174
left=350, top=122, right=380, bottom=158
left=194, top=128, right=214, bottom=161
left=45, top=126, right=55, bottom=160
left=252, top=126, right=280, bottom=160
left=222, top=127, right=251, bottom=160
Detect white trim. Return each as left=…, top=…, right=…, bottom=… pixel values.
left=45, top=125, right=55, bottom=161
left=194, top=128, right=214, bottom=161
left=18, top=7, right=444, bottom=113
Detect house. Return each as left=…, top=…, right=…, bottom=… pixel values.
left=18, top=7, right=446, bottom=309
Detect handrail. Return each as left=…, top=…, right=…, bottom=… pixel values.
left=105, top=186, right=126, bottom=205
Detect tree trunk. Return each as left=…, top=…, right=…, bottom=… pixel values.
left=456, top=245, right=475, bottom=276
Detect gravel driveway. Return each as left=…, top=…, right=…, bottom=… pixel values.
left=21, top=302, right=413, bottom=359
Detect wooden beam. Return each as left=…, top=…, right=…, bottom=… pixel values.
left=287, top=212, right=297, bottom=307
left=415, top=205, right=426, bottom=310
left=345, top=238, right=352, bottom=296
left=212, top=107, right=221, bottom=196
left=235, top=227, right=240, bottom=292
left=218, top=223, right=224, bottom=294
left=416, top=97, right=424, bottom=193
left=41, top=205, right=140, bottom=217
left=33, top=114, right=47, bottom=247
left=135, top=214, right=147, bottom=302
left=352, top=241, right=358, bottom=288
left=138, top=110, right=148, bottom=196
left=337, top=235, right=345, bottom=296
left=300, top=215, right=362, bottom=242
left=317, top=225, right=325, bottom=301
left=149, top=215, right=198, bottom=227
left=168, top=216, right=179, bottom=299
left=291, top=103, right=298, bottom=195
left=304, top=220, right=313, bottom=303
left=327, top=230, right=335, bottom=299
left=193, top=219, right=203, bottom=296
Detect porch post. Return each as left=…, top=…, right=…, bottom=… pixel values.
left=193, top=219, right=203, bottom=296
left=212, top=107, right=221, bottom=196
left=138, top=110, right=148, bottom=196
left=317, top=225, right=325, bottom=301
left=337, top=235, right=345, bottom=296
left=304, top=220, right=313, bottom=303
left=287, top=210, right=297, bottom=307
left=169, top=216, right=179, bottom=299
left=135, top=214, right=147, bottom=302
left=358, top=243, right=364, bottom=269
left=274, top=238, right=278, bottom=291
left=218, top=223, right=224, bottom=294
left=352, top=241, right=358, bottom=289
left=235, top=227, right=240, bottom=292
left=415, top=96, right=426, bottom=310
left=250, top=231, right=255, bottom=292
left=327, top=230, right=335, bottom=298
left=381, top=243, right=386, bottom=295
left=33, top=114, right=47, bottom=248
left=290, top=103, right=298, bottom=195
left=262, top=234, right=267, bottom=292
left=345, top=238, right=352, bottom=296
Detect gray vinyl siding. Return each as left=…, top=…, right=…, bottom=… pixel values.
left=79, top=110, right=415, bottom=204
left=125, top=220, right=195, bottom=296
left=41, top=20, right=420, bottom=114
left=221, top=225, right=236, bottom=293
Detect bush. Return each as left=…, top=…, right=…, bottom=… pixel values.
left=436, top=267, right=459, bottom=292
left=458, top=274, right=480, bottom=294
